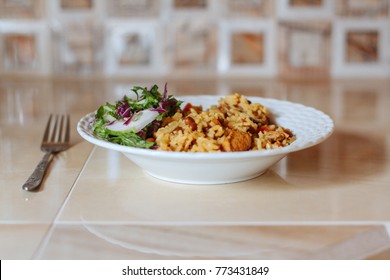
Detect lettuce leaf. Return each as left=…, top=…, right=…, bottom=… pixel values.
left=92, top=83, right=181, bottom=149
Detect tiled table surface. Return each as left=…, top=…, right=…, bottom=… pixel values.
left=1, top=77, right=390, bottom=259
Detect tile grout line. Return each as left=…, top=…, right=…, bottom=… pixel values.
left=31, top=145, right=96, bottom=259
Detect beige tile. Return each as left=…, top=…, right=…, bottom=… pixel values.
left=0, top=224, right=50, bottom=259
left=39, top=224, right=390, bottom=259
left=57, top=147, right=295, bottom=223
left=347, top=31, right=379, bottom=63
left=0, top=78, right=99, bottom=223
left=367, top=247, right=390, bottom=260
left=60, top=0, right=93, bottom=10
left=231, top=32, right=264, bottom=65
left=278, top=21, right=331, bottom=80
left=336, top=0, right=389, bottom=17
left=0, top=0, right=44, bottom=18
left=224, top=0, right=273, bottom=18
left=0, top=123, right=93, bottom=222
left=58, top=145, right=390, bottom=224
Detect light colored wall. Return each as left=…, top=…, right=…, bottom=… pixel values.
left=0, top=0, right=389, bottom=78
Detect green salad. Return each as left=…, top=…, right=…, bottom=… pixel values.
left=93, top=84, right=182, bottom=148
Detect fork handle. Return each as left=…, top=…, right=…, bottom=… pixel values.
left=23, top=152, right=52, bottom=191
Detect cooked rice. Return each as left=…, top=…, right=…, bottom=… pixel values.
left=155, top=93, right=296, bottom=152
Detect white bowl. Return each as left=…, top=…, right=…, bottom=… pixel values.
left=77, top=96, right=334, bottom=184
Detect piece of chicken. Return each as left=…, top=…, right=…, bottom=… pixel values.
left=222, top=129, right=252, bottom=152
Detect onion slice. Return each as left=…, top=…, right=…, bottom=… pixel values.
left=106, top=109, right=159, bottom=132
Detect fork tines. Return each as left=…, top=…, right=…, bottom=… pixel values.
left=43, top=114, right=70, bottom=144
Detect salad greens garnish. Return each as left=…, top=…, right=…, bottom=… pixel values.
left=93, top=83, right=182, bottom=148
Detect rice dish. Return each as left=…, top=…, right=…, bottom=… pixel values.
left=155, top=93, right=296, bottom=152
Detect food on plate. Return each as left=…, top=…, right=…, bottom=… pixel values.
left=92, top=84, right=296, bottom=151
left=155, top=93, right=296, bottom=152
left=92, top=84, right=182, bottom=148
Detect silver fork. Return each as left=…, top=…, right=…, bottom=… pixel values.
left=23, top=114, right=70, bottom=191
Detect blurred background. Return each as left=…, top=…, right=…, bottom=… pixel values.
left=0, top=0, right=389, bottom=79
